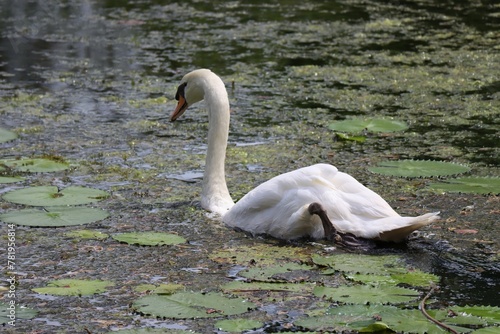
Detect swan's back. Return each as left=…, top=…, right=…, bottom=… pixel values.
left=223, top=163, right=439, bottom=242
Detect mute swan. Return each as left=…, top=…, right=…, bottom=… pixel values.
left=170, top=69, right=440, bottom=244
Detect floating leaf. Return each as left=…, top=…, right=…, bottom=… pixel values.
left=313, top=285, right=420, bottom=304
left=112, top=232, right=186, bottom=246
left=222, top=281, right=315, bottom=294
left=32, top=279, right=114, bottom=296
left=0, top=128, right=18, bottom=143
left=450, top=305, right=500, bottom=325
left=132, top=292, right=255, bottom=319
left=2, top=185, right=109, bottom=206
left=312, top=254, right=406, bottom=275
left=329, top=118, right=408, bottom=133
left=215, top=318, right=263, bottom=332
left=0, top=158, right=70, bottom=172
left=0, top=207, right=109, bottom=227
left=428, top=177, right=500, bottom=194
left=0, top=302, right=37, bottom=325
left=0, top=176, right=25, bottom=183
left=295, top=304, right=395, bottom=331
left=335, top=132, right=366, bottom=143
left=64, top=229, right=109, bottom=240
left=348, top=270, right=440, bottom=288
left=110, top=329, right=198, bottom=334
left=240, top=263, right=314, bottom=282
left=368, top=160, right=470, bottom=177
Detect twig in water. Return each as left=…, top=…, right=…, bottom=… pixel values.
left=419, top=285, right=459, bottom=334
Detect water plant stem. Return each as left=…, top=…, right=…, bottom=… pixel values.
left=420, top=285, right=458, bottom=334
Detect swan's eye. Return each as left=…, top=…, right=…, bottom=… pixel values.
left=175, top=82, right=187, bottom=101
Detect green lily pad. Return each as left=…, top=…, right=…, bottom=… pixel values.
left=0, top=207, right=110, bottom=227
left=347, top=270, right=440, bottom=288
left=32, top=279, right=114, bottom=296
left=0, top=176, right=25, bottom=184
left=450, top=305, right=500, bottom=325
left=329, top=118, right=408, bottom=133
left=0, top=302, right=38, bottom=325
left=222, top=281, right=315, bottom=294
left=0, top=158, right=70, bottom=172
left=368, top=160, right=470, bottom=177
left=209, top=244, right=310, bottom=266
left=0, top=128, right=18, bottom=143
left=240, top=263, right=314, bottom=282
left=64, top=229, right=109, bottom=240
left=428, top=177, right=500, bottom=194
left=215, top=318, right=264, bottom=332
left=132, top=292, right=255, bottom=319
left=112, top=232, right=187, bottom=246
left=2, top=186, right=109, bottom=206
left=313, top=285, right=420, bottom=305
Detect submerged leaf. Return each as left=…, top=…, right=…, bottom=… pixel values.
left=209, top=244, right=310, bottom=266
left=369, top=160, right=470, bottom=177
left=0, top=128, right=18, bottom=143
left=0, top=302, right=37, bottom=324
left=132, top=292, right=255, bottom=319
left=64, top=229, right=109, bottom=240
left=2, top=185, right=109, bottom=206
left=312, top=253, right=406, bottom=275
left=33, top=279, right=114, bottom=296
left=112, top=232, right=186, bottom=246
left=428, top=177, right=500, bottom=194
left=329, top=118, right=408, bottom=133
left=215, top=318, right=263, bottom=332
left=0, top=207, right=109, bottom=227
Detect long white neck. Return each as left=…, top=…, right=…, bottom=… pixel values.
left=200, top=75, right=234, bottom=216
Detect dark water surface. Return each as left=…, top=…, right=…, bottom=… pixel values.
left=1, top=0, right=499, bottom=332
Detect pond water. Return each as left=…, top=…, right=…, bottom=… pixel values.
left=1, top=0, right=499, bottom=333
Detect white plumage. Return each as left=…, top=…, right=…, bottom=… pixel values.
left=170, top=69, right=439, bottom=243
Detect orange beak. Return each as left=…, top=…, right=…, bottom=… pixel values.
left=170, top=95, right=188, bottom=122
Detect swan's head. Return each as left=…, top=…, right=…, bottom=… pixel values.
left=170, top=69, right=214, bottom=122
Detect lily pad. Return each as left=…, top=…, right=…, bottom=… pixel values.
left=32, top=279, right=114, bottom=296
left=2, top=186, right=109, bottom=206
left=0, top=302, right=38, bottom=325
left=222, top=281, right=315, bottom=294
left=450, top=305, right=500, bottom=325
left=329, top=118, right=408, bottom=133
left=428, top=177, right=500, bottom=194
left=215, top=318, right=264, bottom=332
left=112, top=232, right=186, bottom=246
left=64, top=229, right=109, bottom=240
left=0, top=158, right=70, bottom=172
left=347, top=270, right=440, bottom=288
left=0, top=176, right=25, bottom=184
left=0, top=128, right=18, bottom=143
left=368, top=160, right=470, bottom=177
left=0, top=207, right=110, bottom=227
left=313, top=285, right=420, bottom=305
left=132, top=292, right=255, bottom=319
left=209, top=244, right=310, bottom=266
left=239, top=263, right=314, bottom=282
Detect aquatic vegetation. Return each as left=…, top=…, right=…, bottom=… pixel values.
left=0, top=302, right=37, bottom=325
left=0, top=157, right=70, bottom=173
left=64, top=229, right=110, bottom=240
left=2, top=186, right=109, bottom=206
left=428, top=177, right=500, bottom=195
left=215, top=318, right=264, bottom=332
left=328, top=117, right=408, bottom=133
left=0, top=207, right=110, bottom=227
left=0, top=128, right=17, bottom=143
left=368, top=160, right=471, bottom=178
left=112, top=232, right=187, bottom=246
left=32, top=279, right=114, bottom=296
left=132, top=292, right=255, bottom=319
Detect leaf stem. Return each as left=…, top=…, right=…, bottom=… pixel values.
left=419, top=285, right=458, bottom=334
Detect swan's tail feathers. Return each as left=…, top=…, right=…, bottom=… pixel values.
left=377, top=212, right=440, bottom=243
